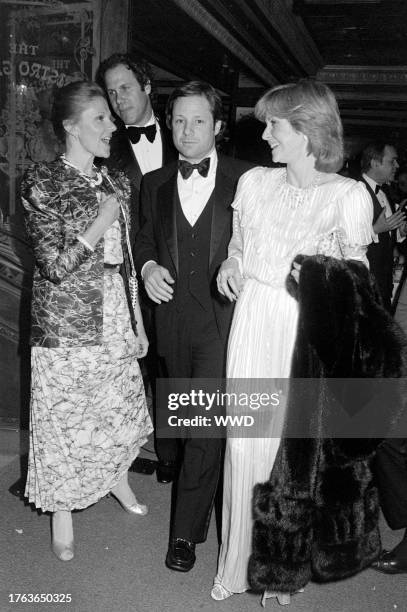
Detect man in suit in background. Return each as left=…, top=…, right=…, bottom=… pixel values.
left=96, top=53, right=177, bottom=484
left=361, top=142, right=407, bottom=575
left=135, top=81, right=251, bottom=572
left=360, top=141, right=404, bottom=310
left=373, top=439, right=407, bottom=574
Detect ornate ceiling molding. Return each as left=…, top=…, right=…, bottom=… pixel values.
left=342, top=118, right=407, bottom=128
left=317, top=65, right=407, bottom=86
left=302, top=0, right=381, bottom=4
left=201, top=0, right=302, bottom=81
left=171, top=0, right=279, bottom=86
left=254, top=0, right=322, bottom=73
left=336, top=91, right=407, bottom=102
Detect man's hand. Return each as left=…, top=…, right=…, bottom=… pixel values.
left=373, top=208, right=406, bottom=234
left=143, top=262, right=174, bottom=304
left=217, top=257, right=244, bottom=302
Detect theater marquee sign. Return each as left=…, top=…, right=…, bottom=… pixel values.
left=0, top=0, right=100, bottom=423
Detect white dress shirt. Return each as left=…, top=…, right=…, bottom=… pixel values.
left=362, top=174, right=392, bottom=217
left=363, top=173, right=391, bottom=244
left=141, top=149, right=218, bottom=279
left=177, top=148, right=218, bottom=226
left=128, top=112, right=162, bottom=175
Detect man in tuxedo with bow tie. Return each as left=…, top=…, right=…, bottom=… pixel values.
left=96, top=53, right=177, bottom=484
left=96, top=53, right=176, bottom=240
left=359, top=142, right=407, bottom=575
left=360, top=141, right=404, bottom=310
left=135, top=81, right=252, bottom=572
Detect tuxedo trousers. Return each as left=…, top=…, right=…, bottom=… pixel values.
left=376, top=438, right=407, bottom=530
left=161, top=301, right=225, bottom=543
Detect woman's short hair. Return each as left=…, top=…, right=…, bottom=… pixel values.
left=165, top=81, right=224, bottom=135
left=255, top=78, right=344, bottom=173
left=51, top=80, right=106, bottom=142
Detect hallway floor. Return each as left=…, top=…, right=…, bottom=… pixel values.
left=1, top=429, right=406, bottom=612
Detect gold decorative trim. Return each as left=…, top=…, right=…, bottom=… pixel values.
left=317, top=65, right=407, bottom=86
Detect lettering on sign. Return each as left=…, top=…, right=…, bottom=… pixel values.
left=9, top=42, right=39, bottom=56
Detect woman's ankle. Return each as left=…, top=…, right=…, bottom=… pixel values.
left=111, top=473, right=136, bottom=504
left=52, top=511, right=73, bottom=543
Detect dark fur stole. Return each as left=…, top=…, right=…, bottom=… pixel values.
left=248, top=255, right=407, bottom=593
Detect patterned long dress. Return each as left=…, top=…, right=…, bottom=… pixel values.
left=214, top=167, right=373, bottom=594
left=24, top=176, right=152, bottom=512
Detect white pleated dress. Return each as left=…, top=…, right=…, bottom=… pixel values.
left=214, top=167, right=373, bottom=594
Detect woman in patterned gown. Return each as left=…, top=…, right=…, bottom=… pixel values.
left=21, top=81, right=152, bottom=561
left=212, top=79, right=373, bottom=604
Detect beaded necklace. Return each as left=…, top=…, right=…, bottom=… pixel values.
left=282, top=169, right=322, bottom=210
left=60, top=154, right=103, bottom=188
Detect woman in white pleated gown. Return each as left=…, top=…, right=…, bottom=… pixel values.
left=211, top=79, right=373, bottom=603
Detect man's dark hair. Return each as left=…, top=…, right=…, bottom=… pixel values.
left=361, top=141, right=393, bottom=174
left=165, top=81, right=224, bottom=131
left=96, top=53, right=153, bottom=91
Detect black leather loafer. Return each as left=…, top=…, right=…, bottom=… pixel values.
left=165, top=537, right=196, bottom=572
left=371, top=549, right=407, bottom=574
left=156, top=461, right=176, bottom=484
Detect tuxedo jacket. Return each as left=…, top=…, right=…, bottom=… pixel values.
left=361, top=177, right=395, bottom=309
left=135, top=154, right=253, bottom=358
left=101, top=117, right=177, bottom=241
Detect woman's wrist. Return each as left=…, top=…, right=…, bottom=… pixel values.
left=81, top=216, right=109, bottom=249
left=77, top=235, right=94, bottom=251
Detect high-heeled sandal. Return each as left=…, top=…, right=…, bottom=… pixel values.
left=262, top=592, right=290, bottom=606
left=211, top=583, right=233, bottom=601
left=51, top=539, right=74, bottom=562
left=261, top=587, right=304, bottom=607
left=110, top=492, right=148, bottom=516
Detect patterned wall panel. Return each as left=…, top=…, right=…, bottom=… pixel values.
left=0, top=0, right=99, bottom=424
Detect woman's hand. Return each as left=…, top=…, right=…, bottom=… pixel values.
left=97, top=193, right=120, bottom=228
left=217, top=257, right=244, bottom=302
left=80, top=194, right=121, bottom=250
left=135, top=326, right=149, bottom=359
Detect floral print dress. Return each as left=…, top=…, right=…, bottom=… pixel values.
left=24, top=181, right=152, bottom=513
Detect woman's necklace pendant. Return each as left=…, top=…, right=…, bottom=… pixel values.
left=60, top=155, right=103, bottom=187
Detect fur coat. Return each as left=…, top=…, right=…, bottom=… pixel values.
left=248, top=255, right=407, bottom=594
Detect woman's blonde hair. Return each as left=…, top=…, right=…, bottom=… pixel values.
left=255, top=79, right=344, bottom=173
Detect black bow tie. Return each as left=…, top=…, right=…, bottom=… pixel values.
left=375, top=184, right=382, bottom=194
left=126, top=124, right=156, bottom=144
left=178, top=158, right=210, bottom=180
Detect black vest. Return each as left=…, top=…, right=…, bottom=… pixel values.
left=363, top=178, right=394, bottom=309
left=176, top=193, right=214, bottom=313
